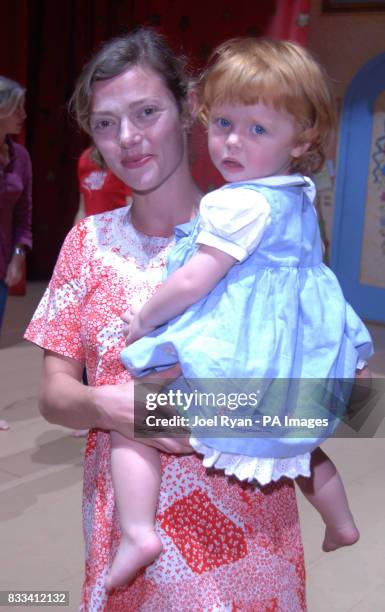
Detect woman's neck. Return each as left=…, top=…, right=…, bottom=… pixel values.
left=130, top=165, right=202, bottom=237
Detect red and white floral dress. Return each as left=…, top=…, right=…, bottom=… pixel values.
left=25, top=208, right=306, bottom=611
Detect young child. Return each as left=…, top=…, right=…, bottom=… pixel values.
left=106, top=38, right=373, bottom=591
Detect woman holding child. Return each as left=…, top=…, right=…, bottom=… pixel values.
left=25, top=28, right=306, bottom=610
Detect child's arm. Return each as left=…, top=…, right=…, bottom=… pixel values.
left=125, top=245, right=236, bottom=343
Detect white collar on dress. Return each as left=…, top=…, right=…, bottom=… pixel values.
left=232, top=174, right=316, bottom=203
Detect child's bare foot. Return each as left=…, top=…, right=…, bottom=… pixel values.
left=105, top=530, right=162, bottom=593
left=322, top=522, right=360, bottom=552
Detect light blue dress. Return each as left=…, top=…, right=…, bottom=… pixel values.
left=121, top=175, right=373, bottom=483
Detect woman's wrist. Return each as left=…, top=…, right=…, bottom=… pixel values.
left=91, top=382, right=135, bottom=436
left=91, top=384, right=115, bottom=430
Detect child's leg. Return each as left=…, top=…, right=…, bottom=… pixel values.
left=105, top=432, right=162, bottom=592
left=296, top=447, right=359, bottom=552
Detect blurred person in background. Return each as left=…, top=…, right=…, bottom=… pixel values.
left=74, top=145, right=131, bottom=224
left=0, top=76, right=32, bottom=431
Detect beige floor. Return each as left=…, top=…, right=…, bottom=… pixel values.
left=0, top=282, right=384, bottom=612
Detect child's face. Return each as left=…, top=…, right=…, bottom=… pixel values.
left=207, top=101, right=307, bottom=182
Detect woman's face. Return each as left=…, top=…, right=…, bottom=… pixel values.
left=0, top=97, right=26, bottom=136
left=90, top=64, right=186, bottom=194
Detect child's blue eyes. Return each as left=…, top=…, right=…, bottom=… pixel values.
left=251, top=124, right=266, bottom=135
left=213, top=117, right=266, bottom=135
left=215, top=117, right=231, bottom=129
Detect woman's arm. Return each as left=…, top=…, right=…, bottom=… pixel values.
left=126, top=245, right=236, bottom=343
left=12, top=147, right=33, bottom=252
left=40, top=351, right=104, bottom=430
left=40, top=350, right=192, bottom=453
left=4, top=246, right=26, bottom=287
left=6, top=148, right=33, bottom=287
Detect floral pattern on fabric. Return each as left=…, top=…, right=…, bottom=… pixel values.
left=25, top=207, right=306, bottom=611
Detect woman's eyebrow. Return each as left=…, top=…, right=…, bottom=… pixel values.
left=91, top=98, right=162, bottom=115
left=90, top=111, right=115, bottom=117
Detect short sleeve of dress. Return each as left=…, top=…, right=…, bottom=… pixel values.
left=24, top=221, right=89, bottom=362
left=196, top=187, right=271, bottom=262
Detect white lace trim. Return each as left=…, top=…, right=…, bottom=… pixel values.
left=190, top=437, right=311, bottom=486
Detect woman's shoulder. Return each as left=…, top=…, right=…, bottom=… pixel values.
left=11, top=140, right=30, bottom=160
left=74, top=204, right=130, bottom=231
left=12, top=140, right=28, bottom=153
left=69, top=206, right=127, bottom=249
left=72, top=204, right=172, bottom=263
left=49, top=209, right=132, bottom=284
left=9, top=139, right=32, bottom=171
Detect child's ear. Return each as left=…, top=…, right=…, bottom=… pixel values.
left=291, top=127, right=314, bottom=159
left=291, top=140, right=311, bottom=159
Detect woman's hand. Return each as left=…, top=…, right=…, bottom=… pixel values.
left=41, top=352, right=193, bottom=455
left=97, top=365, right=192, bottom=454
left=5, top=253, right=24, bottom=287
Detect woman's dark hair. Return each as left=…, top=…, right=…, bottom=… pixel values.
left=70, top=28, right=189, bottom=136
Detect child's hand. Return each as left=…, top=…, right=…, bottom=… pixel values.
left=122, top=309, right=155, bottom=345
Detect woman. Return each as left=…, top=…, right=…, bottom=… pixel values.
left=25, top=29, right=306, bottom=610
left=0, top=76, right=32, bottom=431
